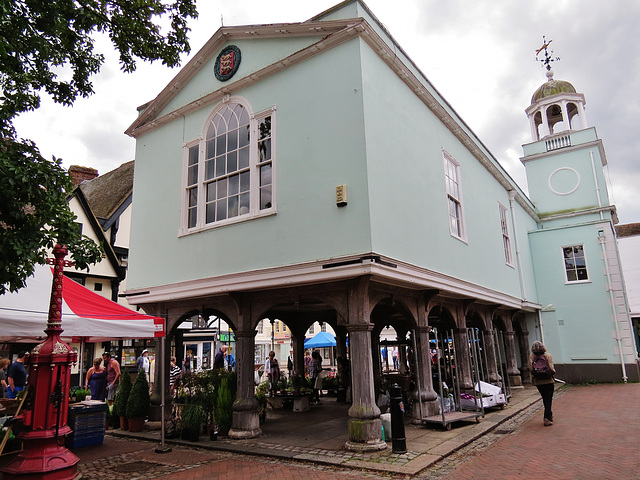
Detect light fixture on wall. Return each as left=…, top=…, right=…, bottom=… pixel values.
left=336, top=184, right=347, bottom=207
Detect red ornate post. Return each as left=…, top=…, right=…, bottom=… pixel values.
left=1, top=244, right=80, bottom=479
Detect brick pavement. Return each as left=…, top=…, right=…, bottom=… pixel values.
left=433, top=383, right=640, bottom=480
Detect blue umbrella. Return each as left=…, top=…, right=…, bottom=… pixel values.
left=304, top=331, right=336, bottom=348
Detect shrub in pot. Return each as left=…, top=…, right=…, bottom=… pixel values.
left=126, top=372, right=150, bottom=432
left=113, top=368, right=132, bottom=430
left=180, top=404, right=206, bottom=442
left=215, top=377, right=234, bottom=436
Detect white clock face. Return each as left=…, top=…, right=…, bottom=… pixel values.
left=548, top=167, right=581, bottom=196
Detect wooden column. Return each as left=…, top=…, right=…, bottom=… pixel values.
left=228, top=329, right=261, bottom=439
left=345, top=324, right=386, bottom=452
left=411, top=326, right=438, bottom=422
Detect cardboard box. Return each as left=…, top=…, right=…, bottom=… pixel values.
left=474, top=381, right=502, bottom=396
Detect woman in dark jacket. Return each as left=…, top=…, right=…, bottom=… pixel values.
left=530, top=341, right=556, bottom=426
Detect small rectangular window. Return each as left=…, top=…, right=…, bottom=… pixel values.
left=563, top=245, right=588, bottom=282
left=257, top=320, right=264, bottom=335
left=499, top=203, right=513, bottom=265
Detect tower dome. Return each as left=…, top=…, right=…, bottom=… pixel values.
left=525, top=69, right=587, bottom=142
left=531, top=71, right=577, bottom=104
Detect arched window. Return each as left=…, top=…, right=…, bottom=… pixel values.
left=182, top=100, right=275, bottom=232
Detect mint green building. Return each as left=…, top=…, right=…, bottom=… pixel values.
left=124, top=1, right=638, bottom=448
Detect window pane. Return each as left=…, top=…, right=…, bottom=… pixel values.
left=187, top=164, right=198, bottom=186
left=260, top=185, right=272, bottom=209
left=206, top=138, right=215, bottom=159
left=240, top=171, right=250, bottom=192
left=239, top=125, right=250, bottom=148
left=216, top=135, right=226, bottom=155
left=228, top=112, right=238, bottom=131
left=239, top=192, right=250, bottom=215
left=229, top=174, right=239, bottom=195
left=205, top=159, right=214, bottom=180
left=239, top=107, right=250, bottom=126
left=577, top=268, right=588, bottom=280
left=228, top=128, right=238, bottom=151
left=567, top=270, right=577, bottom=282
left=189, top=187, right=198, bottom=207
left=188, top=146, right=199, bottom=165
left=216, top=179, right=227, bottom=199
left=227, top=150, right=237, bottom=173
left=206, top=202, right=216, bottom=224
left=260, top=164, right=272, bottom=187
left=206, top=182, right=215, bottom=201
left=228, top=195, right=238, bottom=218
left=216, top=200, right=227, bottom=221
left=188, top=207, right=197, bottom=228
left=216, top=155, right=225, bottom=177
left=238, top=145, right=250, bottom=169
left=259, top=117, right=271, bottom=139
left=259, top=138, right=271, bottom=162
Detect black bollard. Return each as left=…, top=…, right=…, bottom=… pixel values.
left=389, top=383, right=407, bottom=454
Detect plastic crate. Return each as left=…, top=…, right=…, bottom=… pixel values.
left=66, top=432, right=104, bottom=449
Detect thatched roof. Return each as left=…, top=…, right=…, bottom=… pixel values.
left=80, top=161, right=134, bottom=221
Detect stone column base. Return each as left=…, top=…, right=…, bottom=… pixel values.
left=345, top=417, right=386, bottom=452
left=345, top=439, right=387, bottom=452
left=411, top=399, right=439, bottom=423
left=228, top=411, right=261, bottom=439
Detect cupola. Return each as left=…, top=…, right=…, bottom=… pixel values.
left=525, top=39, right=588, bottom=142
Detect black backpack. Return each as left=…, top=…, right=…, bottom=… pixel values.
left=532, top=354, right=553, bottom=380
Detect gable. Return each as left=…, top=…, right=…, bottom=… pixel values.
left=158, top=36, right=329, bottom=119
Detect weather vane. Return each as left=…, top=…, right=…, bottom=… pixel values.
left=535, top=36, right=560, bottom=71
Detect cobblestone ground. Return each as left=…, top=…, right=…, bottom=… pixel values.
left=72, top=383, right=640, bottom=479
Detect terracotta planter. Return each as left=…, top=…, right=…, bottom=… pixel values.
left=128, top=417, right=145, bottom=432
left=120, top=416, right=129, bottom=431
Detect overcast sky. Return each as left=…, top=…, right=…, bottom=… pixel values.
left=14, top=0, right=640, bottom=223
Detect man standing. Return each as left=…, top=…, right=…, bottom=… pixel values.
left=169, top=356, right=181, bottom=396
left=7, top=351, right=27, bottom=399
left=136, top=349, right=150, bottom=383
left=102, top=351, right=121, bottom=406
left=213, top=345, right=227, bottom=369
left=287, top=350, right=294, bottom=378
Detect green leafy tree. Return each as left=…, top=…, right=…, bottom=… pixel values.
left=0, top=0, right=198, bottom=294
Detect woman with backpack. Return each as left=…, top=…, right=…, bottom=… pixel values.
left=530, top=341, right=556, bottom=426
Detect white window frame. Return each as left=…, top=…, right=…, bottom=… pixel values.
left=179, top=97, right=276, bottom=235
left=562, top=244, right=590, bottom=284
left=443, top=151, right=466, bottom=242
left=498, top=202, right=514, bottom=266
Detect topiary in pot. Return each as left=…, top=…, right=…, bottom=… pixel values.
left=113, top=369, right=133, bottom=430
left=215, top=377, right=234, bottom=436
left=180, top=403, right=206, bottom=441
left=126, top=372, right=150, bottom=432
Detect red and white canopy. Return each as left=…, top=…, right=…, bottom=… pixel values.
left=0, top=265, right=164, bottom=342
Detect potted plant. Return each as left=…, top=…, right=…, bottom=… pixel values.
left=113, top=368, right=132, bottom=431
left=215, top=377, right=234, bottom=436
left=180, top=403, right=206, bottom=441
left=126, top=372, right=150, bottom=432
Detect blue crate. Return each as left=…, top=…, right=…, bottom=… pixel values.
left=66, top=432, right=104, bottom=449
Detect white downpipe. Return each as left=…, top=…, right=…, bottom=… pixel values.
left=598, top=230, right=628, bottom=382
left=508, top=191, right=527, bottom=301
left=592, top=150, right=627, bottom=381
left=536, top=310, right=546, bottom=346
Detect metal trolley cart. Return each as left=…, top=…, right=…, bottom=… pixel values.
left=417, top=327, right=484, bottom=430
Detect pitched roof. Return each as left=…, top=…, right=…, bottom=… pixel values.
left=80, top=160, right=134, bottom=222
left=615, top=223, right=640, bottom=238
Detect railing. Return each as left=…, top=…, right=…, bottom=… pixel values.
left=546, top=133, right=571, bottom=151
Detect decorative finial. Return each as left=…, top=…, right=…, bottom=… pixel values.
left=535, top=36, right=560, bottom=75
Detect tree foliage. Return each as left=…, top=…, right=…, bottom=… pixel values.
left=0, top=0, right=198, bottom=294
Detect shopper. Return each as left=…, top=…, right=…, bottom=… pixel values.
left=7, top=351, right=28, bottom=399
left=0, top=358, right=10, bottom=398
left=310, top=351, right=323, bottom=404
left=102, top=351, right=121, bottom=406
left=530, top=341, right=556, bottom=426
left=85, top=357, right=107, bottom=401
